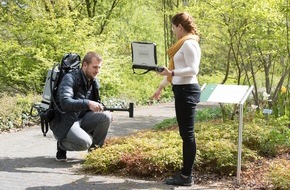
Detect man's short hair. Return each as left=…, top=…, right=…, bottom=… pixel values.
left=82, top=51, right=102, bottom=66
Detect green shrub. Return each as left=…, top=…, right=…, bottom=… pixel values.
left=259, top=127, right=290, bottom=157
left=0, top=93, right=40, bottom=131
left=196, top=139, right=238, bottom=175
left=154, top=117, right=177, bottom=130
left=84, top=116, right=290, bottom=181
left=195, top=107, right=223, bottom=122
left=84, top=130, right=182, bottom=178
left=154, top=107, right=223, bottom=130
left=267, top=159, right=290, bottom=190
left=243, top=118, right=290, bottom=157
left=195, top=121, right=259, bottom=175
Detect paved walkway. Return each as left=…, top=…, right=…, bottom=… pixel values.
left=0, top=102, right=220, bottom=190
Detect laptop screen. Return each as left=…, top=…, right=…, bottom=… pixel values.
left=131, top=42, right=157, bottom=67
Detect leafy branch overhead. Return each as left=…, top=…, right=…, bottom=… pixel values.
left=0, top=0, right=289, bottom=114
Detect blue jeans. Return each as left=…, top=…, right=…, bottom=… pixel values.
left=172, top=83, right=201, bottom=176
left=58, top=111, right=112, bottom=151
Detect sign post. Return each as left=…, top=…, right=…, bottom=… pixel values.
left=200, top=84, right=254, bottom=185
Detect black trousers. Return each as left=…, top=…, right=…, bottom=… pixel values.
left=172, top=83, right=201, bottom=176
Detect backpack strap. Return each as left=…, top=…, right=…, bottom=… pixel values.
left=132, top=67, right=151, bottom=75
left=92, top=80, right=101, bottom=102
left=40, top=116, right=49, bottom=137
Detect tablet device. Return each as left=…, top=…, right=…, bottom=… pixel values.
left=131, top=42, right=164, bottom=72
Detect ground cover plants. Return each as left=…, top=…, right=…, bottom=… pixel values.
left=0, top=93, right=37, bottom=132
left=83, top=108, right=290, bottom=189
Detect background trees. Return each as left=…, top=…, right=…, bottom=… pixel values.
left=0, top=0, right=289, bottom=118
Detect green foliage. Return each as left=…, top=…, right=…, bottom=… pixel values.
left=260, top=119, right=290, bottom=156
left=1, top=0, right=289, bottom=112
left=195, top=120, right=259, bottom=175
left=196, top=139, right=239, bottom=175
left=154, top=117, right=177, bottom=130
left=0, top=94, right=40, bottom=131
left=241, top=117, right=290, bottom=158
left=84, top=115, right=290, bottom=183
left=267, top=159, right=290, bottom=190
left=193, top=0, right=290, bottom=118
left=0, top=0, right=166, bottom=98
left=195, top=107, right=223, bottom=122
left=273, top=86, right=290, bottom=119
left=154, top=107, right=223, bottom=130
left=84, top=130, right=182, bottom=178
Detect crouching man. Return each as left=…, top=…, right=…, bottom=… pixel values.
left=50, top=51, right=112, bottom=161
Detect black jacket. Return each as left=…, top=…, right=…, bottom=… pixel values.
left=50, top=69, right=101, bottom=140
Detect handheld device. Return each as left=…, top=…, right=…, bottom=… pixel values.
left=131, top=41, right=164, bottom=73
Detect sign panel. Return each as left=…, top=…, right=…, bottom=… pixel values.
left=200, top=84, right=250, bottom=104
left=200, top=83, right=254, bottom=185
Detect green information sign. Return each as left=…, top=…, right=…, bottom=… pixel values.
left=200, top=83, right=254, bottom=185
left=200, top=84, right=217, bottom=102
left=200, top=84, right=251, bottom=104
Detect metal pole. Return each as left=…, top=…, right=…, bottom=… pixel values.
left=237, top=85, right=253, bottom=185
left=200, top=83, right=207, bottom=91
left=237, top=103, right=243, bottom=185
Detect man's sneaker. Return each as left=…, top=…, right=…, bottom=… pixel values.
left=165, top=173, right=193, bottom=186
left=88, top=144, right=100, bottom=152
left=56, top=145, right=67, bottom=162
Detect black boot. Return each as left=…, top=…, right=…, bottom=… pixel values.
left=165, top=173, right=193, bottom=186
left=56, top=142, right=67, bottom=162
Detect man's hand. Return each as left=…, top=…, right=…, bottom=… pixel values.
left=88, top=100, right=104, bottom=112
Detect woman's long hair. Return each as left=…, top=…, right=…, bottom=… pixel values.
left=171, top=12, right=200, bottom=41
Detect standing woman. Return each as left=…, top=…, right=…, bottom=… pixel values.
left=152, top=12, right=201, bottom=186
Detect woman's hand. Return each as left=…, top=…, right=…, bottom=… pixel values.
left=152, top=66, right=172, bottom=100
left=152, top=86, right=163, bottom=100
left=159, top=67, right=172, bottom=76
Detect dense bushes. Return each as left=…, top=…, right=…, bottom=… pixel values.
left=84, top=130, right=182, bottom=178
left=0, top=94, right=39, bottom=131
left=83, top=108, right=290, bottom=189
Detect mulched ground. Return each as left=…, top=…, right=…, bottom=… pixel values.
left=194, top=153, right=290, bottom=190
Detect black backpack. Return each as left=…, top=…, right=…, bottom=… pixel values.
left=30, top=53, right=81, bottom=136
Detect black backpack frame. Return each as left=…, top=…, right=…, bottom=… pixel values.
left=30, top=53, right=81, bottom=136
